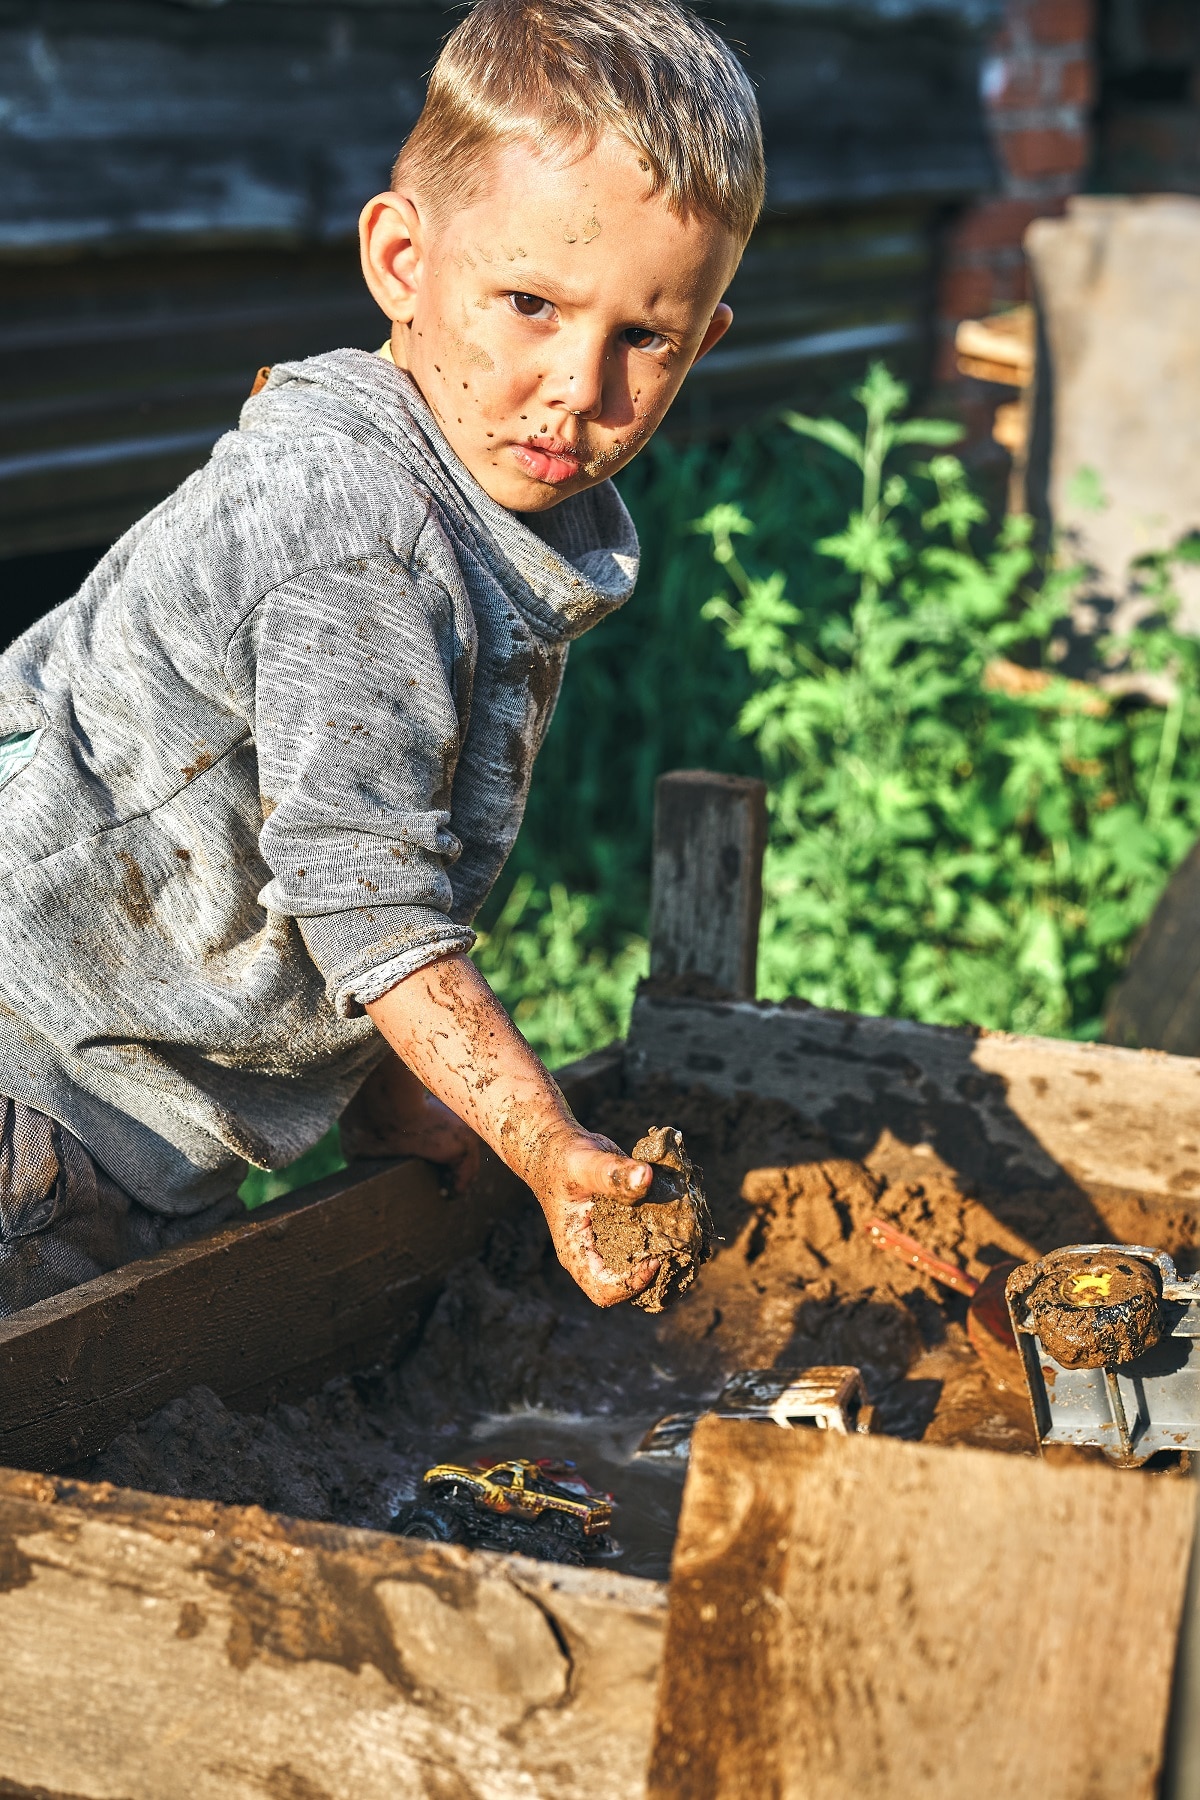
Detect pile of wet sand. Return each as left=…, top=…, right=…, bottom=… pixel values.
left=80, top=1076, right=1194, bottom=1573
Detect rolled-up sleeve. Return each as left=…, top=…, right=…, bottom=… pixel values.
left=250, top=550, right=478, bottom=1015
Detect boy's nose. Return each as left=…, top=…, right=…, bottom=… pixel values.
left=546, top=352, right=607, bottom=422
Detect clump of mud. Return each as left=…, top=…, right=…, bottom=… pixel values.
left=79, top=1074, right=1195, bottom=1569
left=1008, top=1248, right=1163, bottom=1369
left=592, top=1125, right=716, bottom=1313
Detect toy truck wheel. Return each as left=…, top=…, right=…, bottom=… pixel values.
left=543, top=1510, right=581, bottom=1539
left=1016, top=1249, right=1162, bottom=1369
left=391, top=1504, right=466, bottom=1544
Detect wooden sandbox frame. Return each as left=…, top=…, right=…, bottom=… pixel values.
left=0, top=773, right=1198, bottom=1798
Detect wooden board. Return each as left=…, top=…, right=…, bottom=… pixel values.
left=0, top=1044, right=621, bottom=1472
left=650, top=1418, right=1195, bottom=1800
left=0, top=1467, right=665, bottom=1800
left=0, top=2, right=990, bottom=554
left=649, top=771, right=766, bottom=999
left=627, top=991, right=1200, bottom=1203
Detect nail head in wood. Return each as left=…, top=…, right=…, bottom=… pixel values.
left=650, top=771, right=767, bottom=1000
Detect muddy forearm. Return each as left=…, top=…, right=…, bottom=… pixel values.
left=365, top=953, right=576, bottom=1185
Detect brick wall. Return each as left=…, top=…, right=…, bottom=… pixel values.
left=937, top=0, right=1097, bottom=382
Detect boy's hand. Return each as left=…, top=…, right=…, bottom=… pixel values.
left=366, top=955, right=664, bottom=1307
left=341, top=1049, right=481, bottom=1193
left=524, top=1125, right=660, bottom=1308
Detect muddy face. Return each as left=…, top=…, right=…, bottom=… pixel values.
left=591, top=1125, right=716, bottom=1314
left=358, top=133, right=739, bottom=512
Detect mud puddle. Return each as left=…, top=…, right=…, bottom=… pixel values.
left=78, top=1075, right=1198, bottom=1577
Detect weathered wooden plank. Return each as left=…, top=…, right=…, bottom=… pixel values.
left=650, top=1417, right=1195, bottom=1800
left=1162, top=1472, right=1200, bottom=1800
left=0, top=1158, right=461, bottom=1471
left=0, top=1044, right=620, bottom=1472
left=649, top=771, right=766, bottom=999
left=626, top=991, right=1200, bottom=1203
left=0, top=1467, right=665, bottom=1800
left=1107, top=837, right=1200, bottom=1056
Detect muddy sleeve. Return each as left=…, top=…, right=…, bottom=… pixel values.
left=250, top=553, right=478, bottom=1017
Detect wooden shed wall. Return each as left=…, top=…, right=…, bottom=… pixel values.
left=0, top=0, right=998, bottom=558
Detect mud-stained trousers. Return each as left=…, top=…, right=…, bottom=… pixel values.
left=0, top=1096, right=243, bottom=1317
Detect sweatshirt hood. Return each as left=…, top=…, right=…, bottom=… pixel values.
left=241, top=348, right=640, bottom=644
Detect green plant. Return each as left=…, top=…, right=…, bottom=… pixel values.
left=239, top=1128, right=346, bottom=1208
left=472, top=872, right=648, bottom=1066
left=698, top=362, right=1200, bottom=1039
left=501, top=425, right=853, bottom=934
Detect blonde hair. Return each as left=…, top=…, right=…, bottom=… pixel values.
left=393, top=0, right=765, bottom=244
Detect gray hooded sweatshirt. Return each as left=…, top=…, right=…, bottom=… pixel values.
left=0, top=350, right=638, bottom=1212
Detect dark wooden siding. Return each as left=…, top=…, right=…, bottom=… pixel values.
left=0, top=0, right=998, bottom=558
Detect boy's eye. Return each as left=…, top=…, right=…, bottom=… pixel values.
left=510, top=292, right=552, bottom=318
left=622, top=326, right=668, bottom=353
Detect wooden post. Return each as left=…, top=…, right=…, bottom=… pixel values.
left=649, top=771, right=766, bottom=1000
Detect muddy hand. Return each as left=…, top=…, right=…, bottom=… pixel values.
left=533, top=1130, right=660, bottom=1308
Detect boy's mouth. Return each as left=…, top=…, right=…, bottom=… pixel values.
left=510, top=436, right=584, bottom=485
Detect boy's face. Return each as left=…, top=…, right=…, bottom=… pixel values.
left=360, top=134, right=739, bottom=511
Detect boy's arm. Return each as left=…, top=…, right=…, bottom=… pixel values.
left=340, top=1048, right=482, bottom=1191
left=365, top=954, right=658, bottom=1307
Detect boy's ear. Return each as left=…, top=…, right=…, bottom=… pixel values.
left=691, top=302, right=734, bottom=366
left=359, top=189, right=427, bottom=325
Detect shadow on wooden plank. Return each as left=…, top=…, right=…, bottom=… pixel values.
left=650, top=1418, right=1195, bottom=1800
left=627, top=990, right=1200, bottom=1242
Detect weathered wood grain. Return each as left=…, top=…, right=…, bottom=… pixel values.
left=0, top=1158, right=466, bottom=1471
left=0, top=0, right=993, bottom=256
left=650, top=1418, right=1195, bottom=1800
left=0, top=1044, right=621, bottom=1472
left=627, top=990, right=1200, bottom=1204
left=649, top=771, right=766, bottom=999
left=0, top=1467, right=665, bottom=1800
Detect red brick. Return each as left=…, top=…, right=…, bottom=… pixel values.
left=947, top=198, right=1043, bottom=254
left=997, top=124, right=1089, bottom=178
left=991, top=264, right=1032, bottom=307
left=1024, top=0, right=1094, bottom=47
left=934, top=336, right=964, bottom=385
left=987, top=56, right=1046, bottom=110
left=1057, top=56, right=1096, bottom=106
left=938, top=264, right=1000, bottom=323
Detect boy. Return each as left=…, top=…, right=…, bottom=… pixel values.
left=0, top=0, right=763, bottom=1314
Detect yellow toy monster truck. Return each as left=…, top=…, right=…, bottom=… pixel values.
left=420, top=1458, right=613, bottom=1539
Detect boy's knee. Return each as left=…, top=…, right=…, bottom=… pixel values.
left=0, top=1098, right=137, bottom=1315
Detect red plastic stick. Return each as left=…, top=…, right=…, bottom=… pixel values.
left=864, top=1217, right=979, bottom=1297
